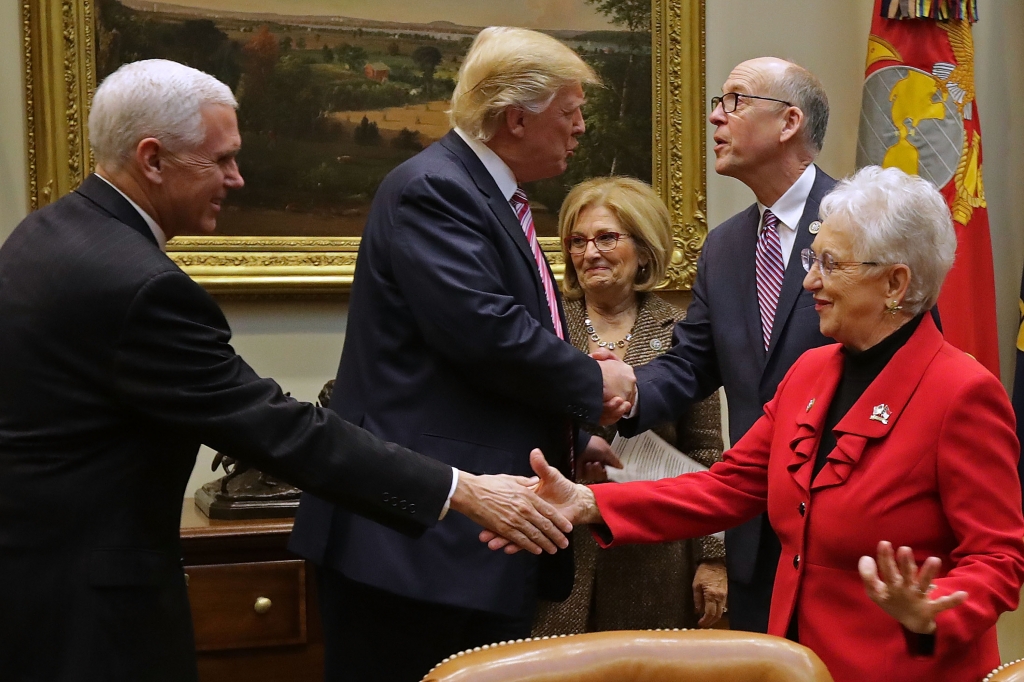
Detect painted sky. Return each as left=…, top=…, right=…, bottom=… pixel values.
left=132, top=0, right=619, bottom=31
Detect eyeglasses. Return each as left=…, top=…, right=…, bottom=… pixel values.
left=800, top=248, right=880, bottom=277
left=565, top=232, right=630, bottom=255
left=710, top=92, right=792, bottom=114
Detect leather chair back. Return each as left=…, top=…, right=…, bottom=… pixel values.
left=423, top=630, right=834, bottom=682
left=986, top=659, right=1024, bottom=682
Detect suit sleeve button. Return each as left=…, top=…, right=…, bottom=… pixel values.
left=793, top=554, right=801, bottom=569
left=408, top=503, right=416, bottom=514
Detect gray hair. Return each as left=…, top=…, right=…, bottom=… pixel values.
left=820, top=165, right=956, bottom=316
left=449, top=27, right=599, bottom=142
left=89, top=59, right=237, bottom=169
left=768, top=62, right=829, bottom=153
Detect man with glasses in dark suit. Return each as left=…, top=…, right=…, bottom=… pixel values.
left=613, top=57, right=836, bottom=634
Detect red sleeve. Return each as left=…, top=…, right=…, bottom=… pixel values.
left=929, top=369, right=1024, bottom=649
left=589, top=358, right=805, bottom=547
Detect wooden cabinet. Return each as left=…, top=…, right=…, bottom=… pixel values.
left=181, top=500, right=323, bottom=681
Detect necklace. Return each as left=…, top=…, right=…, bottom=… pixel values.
left=585, top=317, right=632, bottom=349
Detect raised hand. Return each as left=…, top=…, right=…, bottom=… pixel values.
left=575, top=436, right=623, bottom=483
left=449, top=470, right=572, bottom=555
left=858, top=541, right=968, bottom=634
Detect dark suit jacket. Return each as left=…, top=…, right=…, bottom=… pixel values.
left=289, top=131, right=604, bottom=618
left=621, top=167, right=837, bottom=613
left=0, top=175, right=453, bottom=682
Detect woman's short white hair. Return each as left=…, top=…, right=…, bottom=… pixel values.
left=89, top=59, right=237, bottom=170
left=450, top=27, right=599, bottom=142
left=820, top=165, right=956, bottom=316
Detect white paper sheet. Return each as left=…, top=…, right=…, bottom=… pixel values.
left=606, top=431, right=724, bottom=542
left=606, top=430, right=709, bottom=483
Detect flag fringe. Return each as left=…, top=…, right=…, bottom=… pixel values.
left=880, top=0, right=978, bottom=22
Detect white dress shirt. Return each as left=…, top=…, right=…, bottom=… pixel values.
left=756, top=164, right=816, bottom=268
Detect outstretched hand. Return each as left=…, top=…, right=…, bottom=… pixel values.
left=479, top=449, right=600, bottom=554
left=449, top=470, right=572, bottom=555
left=858, top=541, right=967, bottom=634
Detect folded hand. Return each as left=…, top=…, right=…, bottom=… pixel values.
left=575, top=436, right=623, bottom=483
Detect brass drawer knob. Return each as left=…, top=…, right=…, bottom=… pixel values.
left=253, top=597, right=272, bottom=615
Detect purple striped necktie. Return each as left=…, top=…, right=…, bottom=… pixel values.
left=509, top=188, right=565, bottom=340
left=755, top=209, right=785, bottom=351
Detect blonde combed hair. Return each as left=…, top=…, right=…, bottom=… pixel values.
left=450, top=27, right=599, bottom=142
left=558, top=177, right=673, bottom=301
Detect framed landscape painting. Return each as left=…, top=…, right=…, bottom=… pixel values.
left=22, top=0, right=705, bottom=293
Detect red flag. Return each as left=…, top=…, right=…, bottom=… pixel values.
left=856, top=0, right=999, bottom=375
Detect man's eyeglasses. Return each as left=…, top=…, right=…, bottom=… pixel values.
left=800, top=248, right=880, bottom=277
left=565, top=232, right=630, bottom=255
left=710, top=92, right=792, bottom=114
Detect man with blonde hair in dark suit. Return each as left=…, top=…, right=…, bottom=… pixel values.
left=290, top=26, right=635, bottom=682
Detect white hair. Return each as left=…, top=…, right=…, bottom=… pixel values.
left=820, top=165, right=956, bottom=316
left=89, top=59, right=237, bottom=169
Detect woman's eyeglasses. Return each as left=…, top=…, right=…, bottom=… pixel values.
left=565, top=232, right=630, bottom=255
left=800, top=248, right=880, bottom=277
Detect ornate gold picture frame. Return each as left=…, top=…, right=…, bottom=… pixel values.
left=22, top=0, right=705, bottom=294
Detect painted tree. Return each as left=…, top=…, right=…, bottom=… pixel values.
left=412, top=45, right=443, bottom=97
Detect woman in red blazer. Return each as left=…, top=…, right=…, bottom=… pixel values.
left=502, top=166, right=1024, bottom=681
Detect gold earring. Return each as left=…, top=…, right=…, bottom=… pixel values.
left=886, top=300, right=903, bottom=316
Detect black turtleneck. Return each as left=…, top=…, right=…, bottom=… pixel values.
left=812, top=313, right=925, bottom=478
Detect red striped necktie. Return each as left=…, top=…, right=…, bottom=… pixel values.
left=755, top=209, right=785, bottom=351
left=509, top=188, right=564, bottom=340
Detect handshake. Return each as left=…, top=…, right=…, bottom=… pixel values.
left=451, top=449, right=600, bottom=556
left=449, top=350, right=632, bottom=556
left=593, top=348, right=637, bottom=425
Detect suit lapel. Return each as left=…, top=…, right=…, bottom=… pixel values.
left=74, top=174, right=159, bottom=248
left=439, top=132, right=536, bottom=269
left=812, top=315, right=945, bottom=491
left=439, top=132, right=554, bottom=332
left=765, top=167, right=829, bottom=361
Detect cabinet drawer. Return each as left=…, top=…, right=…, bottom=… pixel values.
left=186, top=560, right=306, bottom=652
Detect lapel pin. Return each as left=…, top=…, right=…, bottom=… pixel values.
left=808, top=221, right=821, bottom=235
left=806, top=398, right=815, bottom=412
left=649, top=339, right=663, bottom=351
left=869, top=403, right=891, bottom=425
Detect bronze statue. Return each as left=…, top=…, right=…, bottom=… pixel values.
left=194, top=383, right=334, bottom=519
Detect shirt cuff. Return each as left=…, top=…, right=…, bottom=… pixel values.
left=625, top=391, right=639, bottom=419
left=902, top=626, right=937, bottom=657
left=438, top=467, right=459, bottom=520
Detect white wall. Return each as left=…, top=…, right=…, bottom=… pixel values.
left=0, top=0, right=28, bottom=237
